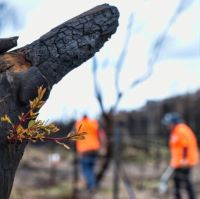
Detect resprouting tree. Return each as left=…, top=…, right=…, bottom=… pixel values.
left=0, top=4, right=119, bottom=199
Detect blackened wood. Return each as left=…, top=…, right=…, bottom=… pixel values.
left=16, top=3, right=119, bottom=102
left=113, top=124, right=122, bottom=199
left=0, top=36, right=18, bottom=53
left=0, top=4, right=119, bottom=199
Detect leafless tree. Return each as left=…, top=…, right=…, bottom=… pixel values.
left=92, top=0, right=192, bottom=198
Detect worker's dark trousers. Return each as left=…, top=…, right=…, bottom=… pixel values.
left=79, top=152, right=98, bottom=191
left=173, top=168, right=196, bottom=199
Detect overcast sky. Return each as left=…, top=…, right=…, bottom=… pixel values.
left=1, top=0, right=200, bottom=122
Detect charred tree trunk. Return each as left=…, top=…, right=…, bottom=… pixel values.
left=0, top=4, right=119, bottom=199
left=96, top=111, right=114, bottom=184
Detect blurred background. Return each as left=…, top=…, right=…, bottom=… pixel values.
left=1, top=0, right=200, bottom=198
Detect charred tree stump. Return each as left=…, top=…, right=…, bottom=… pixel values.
left=0, top=4, right=119, bottom=199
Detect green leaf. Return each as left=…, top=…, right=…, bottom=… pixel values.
left=28, top=120, right=35, bottom=128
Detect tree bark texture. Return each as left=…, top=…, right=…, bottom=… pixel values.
left=0, top=4, right=119, bottom=199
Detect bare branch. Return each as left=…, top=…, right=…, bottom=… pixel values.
left=0, top=36, right=18, bottom=53
left=120, top=0, right=189, bottom=105
left=92, top=56, right=106, bottom=113
left=113, top=14, right=134, bottom=110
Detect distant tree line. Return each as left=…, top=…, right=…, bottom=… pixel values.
left=116, top=89, right=200, bottom=144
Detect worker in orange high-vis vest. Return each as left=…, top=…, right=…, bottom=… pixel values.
left=75, top=114, right=106, bottom=192
left=162, top=112, right=199, bottom=199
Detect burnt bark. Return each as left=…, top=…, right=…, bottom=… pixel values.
left=0, top=4, right=119, bottom=199
left=0, top=36, right=18, bottom=53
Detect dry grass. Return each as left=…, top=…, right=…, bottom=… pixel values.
left=10, top=144, right=200, bottom=199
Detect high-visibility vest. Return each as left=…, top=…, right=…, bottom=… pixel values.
left=75, top=117, right=100, bottom=154
left=169, top=123, right=199, bottom=168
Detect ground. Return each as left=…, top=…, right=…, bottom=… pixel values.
left=10, top=144, right=200, bottom=199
